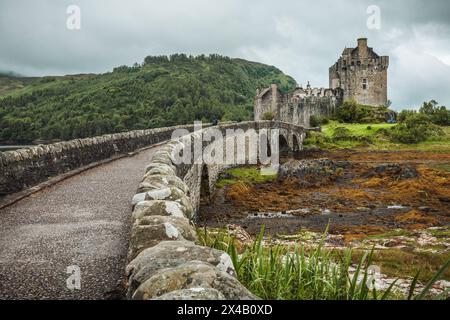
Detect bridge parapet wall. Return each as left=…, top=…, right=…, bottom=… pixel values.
left=125, top=121, right=307, bottom=300
left=0, top=124, right=206, bottom=196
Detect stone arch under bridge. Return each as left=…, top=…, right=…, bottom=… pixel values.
left=175, top=121, right=309, bottom=210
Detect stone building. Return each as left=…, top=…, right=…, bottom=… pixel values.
left=254, top=83, right=343, bottom=127
left=254, top=38, right=389, bottom=127
left=329, top=38, right=389, bottom=106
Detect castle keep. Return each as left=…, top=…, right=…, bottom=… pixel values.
left=255, top=38, right=389, bottom=127
left=329, top=38, right=389, bottom=106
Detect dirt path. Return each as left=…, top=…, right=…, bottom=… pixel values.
left=0, top=146, right=160, bottom=300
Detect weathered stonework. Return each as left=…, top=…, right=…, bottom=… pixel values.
left=254, top=83, right=343, bottom=127
left=0, top=124, right=205, bottom=196
left=254, top=38, right=389, bottom=126
left=329, top=38, right=389, bottom=106
left=125, top=120, right=310, bottom=300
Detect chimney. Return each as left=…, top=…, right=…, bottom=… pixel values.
left=357, top=38, right=367, bottom=48
left=357, top=38, right=368, bottom=59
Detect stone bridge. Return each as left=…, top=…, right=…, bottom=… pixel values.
left=0, top=121, right=309, bottom=300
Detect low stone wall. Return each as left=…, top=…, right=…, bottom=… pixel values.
left=125, top=121, right=308, bottom=300
left=0, top=124, right=204, bottom=196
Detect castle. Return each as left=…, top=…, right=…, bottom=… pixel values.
left=254, top=38, right=389, bottom=127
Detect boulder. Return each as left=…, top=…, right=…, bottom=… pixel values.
left=132, top=261, right=257, bottom=300
left=138, top=174, right=189, bottom=194
left=144, top=163, right=176, bottom=175
left=278, top=158, right=342, bottom=187
left=131, top=193, right=146, bottom=206
left=151, top=152, right=174, bottom=166
left=127, top=215, right=198, bottom=261
left=132, top=200, right=191, bottom=220
left=364, top=163, right=419, bottom=180
left=126, top=241, right=235, bottom=297
left=144, top=187, right=194, bottom=217
left=153, top=288, right=226, bottom=300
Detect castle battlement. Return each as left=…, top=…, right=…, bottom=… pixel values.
left=329, top=38, right=389, bottom=106
left=254, top=38, right=388, bottom=127
left=254, top=83, right=343, bottom=127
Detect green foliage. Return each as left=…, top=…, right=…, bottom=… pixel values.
left=309, top=115, right=329, bottom=127
left=215, top=167, right=277, bottom=188
left=0, top=54, right=296, bottom=143
left=303, top=131, right=333, bottom=148
left=336, top=100, right=389, bottom=124
left=332, top=127, right=352, bottom=141
left=419, top=100, right=450, bottom=126
left=399, top=100, right=450, bottom=126
left=261, top=112, right=275, bottom=121
left=304, top=121, right=450, bottom=151
left=197, top=226, right=449, bottom=300
left=389, top=113, right=444, bottom=144
left=398, top=109, right=417, bottom=122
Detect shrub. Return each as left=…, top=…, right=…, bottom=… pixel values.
left=310, top=115, right=329, bottom=127
left=398, top=110, right=416, bottom=123
left=262, top=111, right=275, bottom=121
left=399, top=101, right=450, bottom=126
left=303, top=131, right=332, bottom=147
left=336, top=100, right=390, bottom=123
left=389, top=114, right=444, bottom=144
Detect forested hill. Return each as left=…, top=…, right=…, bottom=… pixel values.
left=0, top=54, right=296, bottom=143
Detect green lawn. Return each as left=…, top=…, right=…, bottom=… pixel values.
left=313, top=121, right=450, bottom=152
left=322, top=121, right=396, bottom=138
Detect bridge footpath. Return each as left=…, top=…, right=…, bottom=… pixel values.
left=0, top=146, right=162, bottom=299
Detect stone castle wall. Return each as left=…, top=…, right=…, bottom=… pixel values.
left=329, top=38, right=389, bottom=106
left=255, top=38, right=389, bottom=122
left=254, top=84, right=342, bottom=127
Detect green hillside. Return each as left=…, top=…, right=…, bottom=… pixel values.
left=0, top=54, right=296, bottom=143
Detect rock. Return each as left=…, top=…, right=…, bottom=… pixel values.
left=131, top=193, right=146, bottom=206
left=226, top=224, right=252, bottom=245
left=127, top=215, right=198, bottom=261
left=278, top=158, right=341, bottom=187
left=364, top=163, right=419, bottom=180
left=138, top=174, right=189, bottom=194
left=153, top=288, right=226, bottom=300
left=132, top=261, right=257, bottom=300
left=144, top=187, right=194, bottom=217
left=145, top=163, right=176, bottom=175
left=126, top=241, right=236, bottom=297
left=132, top=200, right=191, bottom=220
left=151, top=152, right=174, bottom=166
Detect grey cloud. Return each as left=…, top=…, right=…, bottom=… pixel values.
left=0, top=0, right=449, bottom=109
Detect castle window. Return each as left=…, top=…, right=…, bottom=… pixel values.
left=362, top=78, right=367, bottom=90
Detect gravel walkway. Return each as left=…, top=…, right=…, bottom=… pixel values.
left=0, top=146, right=160, bottom=299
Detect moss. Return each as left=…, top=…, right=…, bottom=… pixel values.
left=428, top=228, right=450, bottom=238
left=350, top=248, right=450, bottom=282
left=215, top=166, right=277, bottom=188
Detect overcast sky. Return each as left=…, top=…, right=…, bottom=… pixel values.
left=1, top=0, right=449, bottom=110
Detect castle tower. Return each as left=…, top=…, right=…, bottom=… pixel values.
left=329, top=38, right=389, bottom=106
